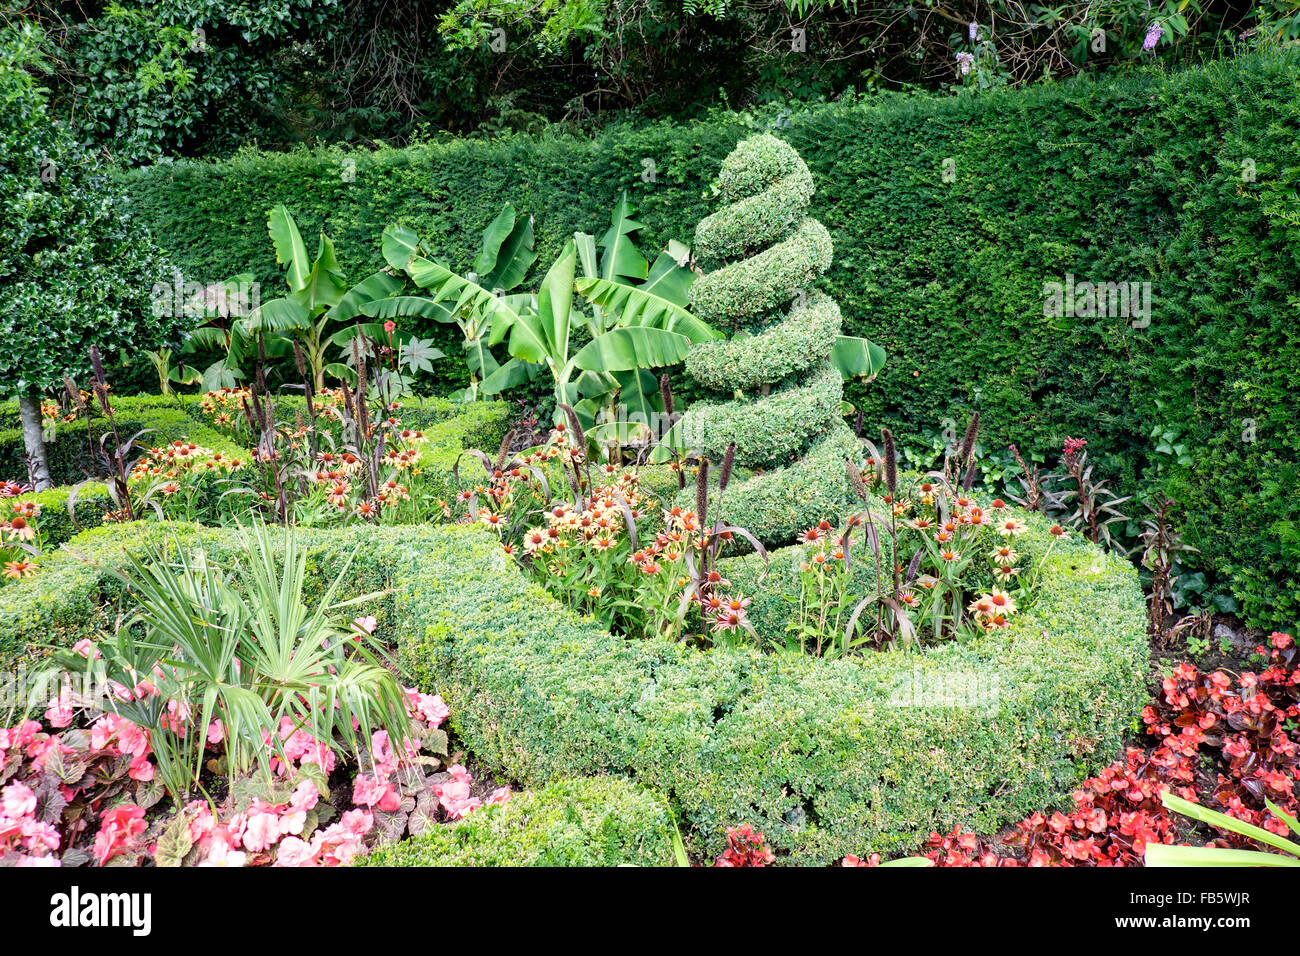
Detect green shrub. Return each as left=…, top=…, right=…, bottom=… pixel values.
left=117, top=51, right=1300, bottom=628
left=3, top=519, right=1147, bottom=863
left=359, top=777, right=677, bottom=867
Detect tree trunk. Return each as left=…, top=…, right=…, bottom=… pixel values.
left=17, top=393, right=52, bottom=491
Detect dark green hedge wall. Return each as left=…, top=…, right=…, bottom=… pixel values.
left=119, top=52, right=1300, bottom=629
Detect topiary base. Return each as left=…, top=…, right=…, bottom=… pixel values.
left=675, top=421, right=860, bottom=548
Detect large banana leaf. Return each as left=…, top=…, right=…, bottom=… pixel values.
left=473, top=204, right=537, bottom=292
left=381, top=224, right=422, bottom=272
left=574, top=271, right=717, bottom=342
left=597, top=192, right=649, bottom=283
left=507, top=241, right=576, bottom=367
left=478, top=356, right=540, bottom=395
left=243, top=296, right=311, bottom=333
left=830, top=335, right=887, bottom=381
left=267, top=205, right=311, bottom=291
left=292, top=233, right=347, bottom=313
left=362, top=295, right=456, bottom=325
left=573, top=326, right=693, bottom=372
left=328, top=270, right=403, bottom=322
left=405, top=256, right=527, bottom=332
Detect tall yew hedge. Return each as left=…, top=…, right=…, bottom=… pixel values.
left=119, top=52, right=1300, bottom=629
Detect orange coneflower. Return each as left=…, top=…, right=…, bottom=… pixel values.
left=987, top=589, right=1017, bottom=615
left=3, top=560, right=36, bottom=579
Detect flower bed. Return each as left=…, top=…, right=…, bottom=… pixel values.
left=1, top=517, right=1147, bottom=863
left=0, top=394, right=512, bottom=554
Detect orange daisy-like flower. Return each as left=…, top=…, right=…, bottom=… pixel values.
left=6, top=516, right=35, bottom=542
left=1048, top=524, right=1071, bottom=540
left=3, top=560, right=36, bottom=579
left=986, top=588, right=1017, bottom=614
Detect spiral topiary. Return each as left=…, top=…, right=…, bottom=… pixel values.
left=677, top=134, right=859, bottom=546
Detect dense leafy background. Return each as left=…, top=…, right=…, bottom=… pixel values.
left=118, top=51, right=1300, bottom=629
left=7, top=0, right=1282, bottom=162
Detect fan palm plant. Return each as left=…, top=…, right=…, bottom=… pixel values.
left=62, top=522, right=409, bottom=801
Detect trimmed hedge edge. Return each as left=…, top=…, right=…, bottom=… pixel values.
left=358, top=776, right=677, bottom=867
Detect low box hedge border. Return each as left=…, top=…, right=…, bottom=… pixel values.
left=0, top=507, right=1147, bottom=865
left=358, top=776, right=678, bottom=867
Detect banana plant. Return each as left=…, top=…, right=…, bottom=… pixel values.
left=363, top=203, right=539, bottom=402
left=496, top=228, right=718, bottom=443
left=242, top=206, right=403, bottom=392
left=177, top=273, right=259, bottom=391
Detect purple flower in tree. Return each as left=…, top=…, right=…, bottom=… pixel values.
left=969, top=21, right=978, bottom=41
left=1143, top=22, right=1163, bottom=51
left=956, top=52, right=974, bottom=75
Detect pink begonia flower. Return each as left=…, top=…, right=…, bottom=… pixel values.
left=160, top=698, right=190, bottom=732
left=207, top=719, right=225, bottom=744
left=404, top=688, right=450, bottom=727
left=200, top=832, right=247, bottom=867
left=72, top=639, right=100, bottom=659
left=290, top=780, right=320, bottom=812
left=24, top=734, right=58, bottom=768
left=311, top=815, right=370, bottom=866
left=93, top=804, right=147, bottom=866
left=242, top=811, right=282, bottom=852
left=127, top=756, right=154, bottom=782
left=184, top=801, right=216, bottom=845
left=434, top=765, right=482, bottom=819
left=352, top=772, right=400, bottom=811
left=339, top=808, right=373, bottom=838
left=21, top=819, right=60, bottom=853
left=353, top=616, right=377, bottom=635
left=92, top=714, right=150, bottom=759
left=279, top=808, right=307, bottom=836
left=2, top=781, right=37, bottom=818
left=274, top=836, right=317, bottom=867
left=486, top=786, right=512, bottom=807
left=370, top=730, right=398, bottom=776
left=44, top=697, right=74, bottom=728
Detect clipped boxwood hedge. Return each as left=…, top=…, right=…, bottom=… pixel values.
left=359, top=776, right=677, bottom=867
left=2, top=514, right=1146, bottom=864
